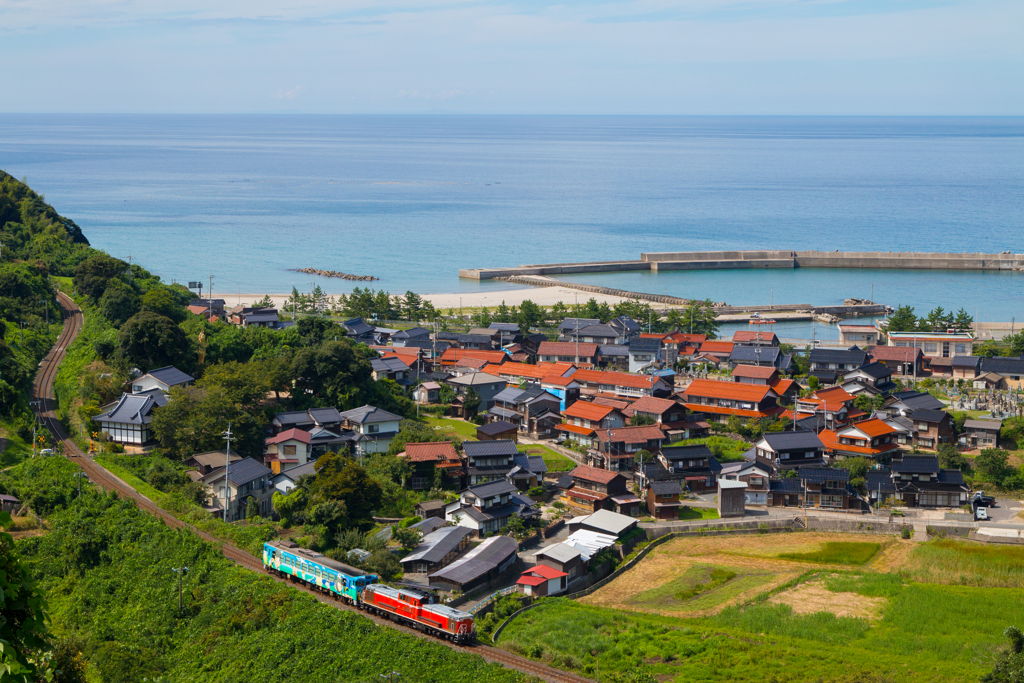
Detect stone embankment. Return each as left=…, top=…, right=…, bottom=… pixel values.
left=492, top=275, right=692, bottom=306
left=289, top=268, right=378, bottom=281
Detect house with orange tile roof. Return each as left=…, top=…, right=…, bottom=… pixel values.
left=793, top=386, right=865, bottom=429
left=590, top=424, right=667, bottom=472
left=680, top=379, right=783, bottom=422
left=868, top=345, right=925, bottom=376
left=398, top=442, right=464, bottom=490
left=561, top=465, right=630, bottom=513
left=538, top=341, right=599, bottom=365
left=439, top=348, right=508, bottom=368
left=557, top=400, right=626, bottom=448
left=818, top=418, right=900, bottom=459
left=732, top=330, right=779, bottom=347
left=570, top=369, right=673, bottom=398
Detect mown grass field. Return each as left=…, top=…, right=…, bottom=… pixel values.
left=423, top=416, right=577, bottom=471
left=500, top=533, right=1024, bottom=682
left=677, top=506, right=721, bottom=520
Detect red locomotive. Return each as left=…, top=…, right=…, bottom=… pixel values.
left=360, top=583, right=476, bottom=643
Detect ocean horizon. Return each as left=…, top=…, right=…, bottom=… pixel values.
left=2, top=114, right=1023, bottom=329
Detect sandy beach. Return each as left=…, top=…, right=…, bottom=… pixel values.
left=212, top=286, right=638, bottom=312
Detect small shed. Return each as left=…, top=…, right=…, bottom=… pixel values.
left=517, top=564, right=568, bottom=597
left=0, top=494, right=21, bottom=513
left=477, top=420, right=519, bottom=442
left=718, top=480, right=747, bottom=518
left=533, top=543, right=586, bottom=583
left=415, top=499, right=447, bottom=520
left=566, top=509, right=638, bottom=538
left=413, top=382, right=442, bottom=404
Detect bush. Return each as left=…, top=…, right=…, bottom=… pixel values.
left=901, top=527, right=913, bottom=539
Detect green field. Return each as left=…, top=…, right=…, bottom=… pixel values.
left=670, top=436, right=751, bottom=462
left=498, top=535, right=1024, bottom=682
left=424, top=416, right=480, bottom=440
left=778, top=541, right=881, bottom=566
left=677, top=506, right=721, bottom=520
left=521, top=444, right=576, bottom=472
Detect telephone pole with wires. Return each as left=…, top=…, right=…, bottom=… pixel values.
left=222, top=423, right=234, bottom=522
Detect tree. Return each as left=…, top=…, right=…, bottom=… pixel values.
left=311, top=452, right=383, bottom=529
left=517, top=299, right=543, bottom=331
left=245, top=496, right=260, bottom=519
left=505, top=515, right=526, bottom=538
left=141, top=287, right=187, bottom=323
left=272, top=487, right=309, bottom=527
left=403, top=291, right=423, bottom=320
left=48, top=636, right=88, bottom=683
left=680, top=299, right=720, bottom=339
left=549, top=301, right=568, bottom=324
left=630, top=413, right=656, bottom=426
left=393, top=526, right=423, bottom=551
left=251, top=295, right=275, bottom=309
left=937, top=443, right=969, bottom=471
left=198, top=359, right=284, bottom=411
left=976, top=448, right=1013, bottom=486
left=886, top=305, right=918, bottom=333
left=291, top=340, right=374, bottom=408
left=99, top=279, right=140, bottom=326
left=846, top=457, right=872, bottom=480
left=463, top=387, right=482, bottom=417
left=1008, top=332, right=1024, bottom=357
left=295, top=316, right=341, bottom=347
left=117, top=311, right=192, bottom=372
left=806, top=375, right=820, bottom=391
left=364, top=548, right=402, bottom=581
left=73, top=253, right=128, bottom=300
left=150, top=385, right=265, bottom=459
left=980, top=625, right=1024, bottom=683
left=0, top=511, right=50, bottom=683
left=495, top=301, right=512, bottom=323
left=953, top=308, right=974, bottom=332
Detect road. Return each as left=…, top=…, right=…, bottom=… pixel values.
left=31, top=291, right=590, bottom=683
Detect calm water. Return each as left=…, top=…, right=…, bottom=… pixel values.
left=2, top=115, right=1023, bottom=329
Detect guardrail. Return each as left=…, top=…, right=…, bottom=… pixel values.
left=469, top=585, right=519, bottom=615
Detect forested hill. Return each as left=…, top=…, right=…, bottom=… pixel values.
left=0, top=171, right=91, bottom=275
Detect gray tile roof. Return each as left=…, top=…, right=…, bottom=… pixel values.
left=343, top=318, right=375, bottom=336
left=981, top=356, right=1024, bottom=375
left=392, top=327, right=431, bottom=339
left=463, top=440, right=519, bottom=458
left=660, top=444, right=713, bottom=461
left=730, top=346, right=784, bottom=365
left=951, top=356, right=980, bottom=368
left=477, top=420, right=518, bottom=436
left=649, top=479, right=682, bottom=496
left=893, top=455, right=940, bottom=474
left=599, top=344, right=629, bottom=357
left=865, top=470, right=896, bottom=493
left=848, top=362, right=891, bottom=379
left=489, top=323, right=521, bottom=332
left=401, top=525, right=473, bottom=565
left=465, top=479, right=518, bottom=499
left=809, top=348, right=869, bottom=365
left=769, top=478, right=803, bottom=493
left=760, top=431, right=825, bottom=451
left=559, top=318, right=600, bottom=333
left=276, top=461, right=318, bottom=481
left=144, top=366, right=194, bottom=386
left=94, top=393, right=166, bottom=425
left=207, top=457, right=272, bottom=486
left=339, top=405, right=403, bottom=424
left=798, top=466, right=850, bottom=484
left=964, top=419, right=1003, bottom=431
left=909, top=409, right=949, bottom=424
left=938, top=469, right=966, bottom=485
left=274, top=411, right=314, bottom=426
left=628, top=337, right=662, bottom=353
left=307, top=407, right=343, bottom=424
left=371, top=357, right=409, bottom=373
left=889, top=391, right=945, bottom=411
left=536, top=543, right=582, bottom=564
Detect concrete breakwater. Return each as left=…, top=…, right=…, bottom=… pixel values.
left=492, top=275, right=889, bottom=318
left=460, top=250, right=1024, bottom=280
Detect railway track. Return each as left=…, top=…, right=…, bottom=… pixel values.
left=31, top=291, right=591, bottom=683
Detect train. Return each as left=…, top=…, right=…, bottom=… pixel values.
left=262, top=541, right=476, bottom=643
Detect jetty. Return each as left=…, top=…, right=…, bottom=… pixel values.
left=460, top=250, right=1024, bottom=280
left=289, top=268, right=378, bottom=281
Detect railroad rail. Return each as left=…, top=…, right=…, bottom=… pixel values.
left=31, top=291, right=589, bottom=683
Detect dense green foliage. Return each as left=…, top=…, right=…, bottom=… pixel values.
left=0, top=510, right=50, bottom=683
left=15, top=488, right=521, bottom=683
left=777, top=541, right=881, bottom=565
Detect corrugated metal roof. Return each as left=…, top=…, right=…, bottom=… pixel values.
left=144, top=366, right=194, bottom=386
left=428, top=535, right=518, bottom=585
left=401, top=526, right=473, bottom=565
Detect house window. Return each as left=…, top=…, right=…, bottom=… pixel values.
left=820, top=495, right=843, bottom=508
left=955, top=344, right=967, bottom=354
left=368, top=424, right=379, bottom=434
left=924, top=343, right=938, bottom=353
left=284, top=445, right=297, bottom=456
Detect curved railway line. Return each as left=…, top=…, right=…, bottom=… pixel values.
left=30, top=291, right=590, bottom=683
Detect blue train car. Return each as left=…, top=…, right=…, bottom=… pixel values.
left=263, top=540, right=378, bottom=604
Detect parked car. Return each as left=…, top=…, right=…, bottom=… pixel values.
left=973, top=492, right=996, bottom=507
left=975, top=507, right=989, bottom=521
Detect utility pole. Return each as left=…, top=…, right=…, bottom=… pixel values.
left=379, top=672, right=401, bottom=683
left=30, top=401, right=38, bottom=457
left=126, top=253, right=133, bottom=287
left=172, top=567, right=189, bottom=611
left=222, top=423, right=234, bottom=522
left=74, top=472, right=88, bottom=497
left=208, top=273, right=214, bottom=320
left=575, top=292, right=579, bottom=365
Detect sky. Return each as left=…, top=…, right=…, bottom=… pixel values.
left=0, top=0, right=1022, bottom=114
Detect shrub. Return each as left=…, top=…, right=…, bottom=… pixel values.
left=901, top=527, right=913, bottom=539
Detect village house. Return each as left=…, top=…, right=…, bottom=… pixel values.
left=533, top=544, right=586, bottom=585
left=462, top=439, right=520, bottom=486
left=185, top=450, right=242, bottom=478
left=681, top=379, right=783, bottom=422
left=92, top=391, right=168, bottom=445
left=370, top=356, right=410, bottom=382
left=656, top=444, right=722, bottom=493
left=590, top=424, right=666, bottom=471
left=753, top=431, right=828, bottom=470
left=979, top=356, right=1024, bottom=389
left=728, top=345, right=793, bottom=372
left=189, top=298, right=226, bottom=318
left=621, top=395, right=692, bottom=432
left=792, top=386, right=864, bottom=429
left=200, top=457, right=275, bottom=521
left=556, top=400, right=627, bottom=449
left=627, top=336, right=665, bottom=373
left=264, top=428, right=313, bottom=473
left=428, top=535, right=520, bottom=593
left=399, top=441, right=464, bottom=490
left=568, top=368, right=672, bottom=399
left=400, top=526, right=474, bottom=574
left=951, top=356, right=980, bottom=379
left=271, top=461, right=317, bottom=496
left=445, top=479, right=538, bottom=536
left=477, top=420, right=519, bottom=443
left=391, top=326, right=432, bottom=347
left=537, top=341, right=600, bottom=365
left=884, top=329, right=974, bottom=359
left=516, top=564, right=569, bottom=597
left=445, top=371, right=507, bottom=413
left=412, top=381, right=442, bottom=404
left=807, top=347, right=870, bottom=385
left=692, top=340, right=734, bottom=366
left=840, top=362, right=896, bottom=396
left=341, top=317, right=376, bottom=342
left=130, top=366, right=194, bottom=394
left=645, top=478, right=683, bottom=519
left=818, top=417, right=900, bottom=460
left=596, top=344, right=630, bottom=371
left=838, top=324, right=880, bottom=346
left=561, top=465, right=630, bottom=513
left=719, top=457, right=773, bottom=505
left=339, top=405, right=403, bottom=455
left=270, top=407, right=345, bottom=434
left=961, top=418, right=1002, bottom=450
left=865, top=455, right=969, bottom=508
left=868, top=345, right=925, bottom=376
left=488, top=384, right=563, bottom=437
left=768, top=466, right=860, bottom=511
left=883, top=390, right=946, bottom=416
left=670, top=332, right=707, bottom=360
left=562, top=322, right=623, bottom=346
left=228, top=306, right=290, bottom=329
left=732, top=330, right=779, bottom=347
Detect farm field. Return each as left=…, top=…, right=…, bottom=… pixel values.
left=499, top=532, right=1024, bottom=682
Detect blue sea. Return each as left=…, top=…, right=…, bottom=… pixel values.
left=2, top=115, right=1023, bottom=339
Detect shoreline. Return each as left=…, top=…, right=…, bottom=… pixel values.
left=211, top=287, right=637, bottom=312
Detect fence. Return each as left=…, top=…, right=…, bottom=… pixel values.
left=542, top=519, right=565, bottom=539
left=469, top=585, right=520, bottom=615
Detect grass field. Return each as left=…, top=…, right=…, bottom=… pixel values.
left=670, top=436, right=751, bottom=462
left=424, top=416, right=479, bottom=440
left=520, top=444, right=576, bottom=472
left=677, top=506, right=720, bottom=520
left=501, top=532, right=1024, bottom=682
left=778, top=541, right=881, bottom=565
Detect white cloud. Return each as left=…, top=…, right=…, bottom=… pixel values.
left=272, top=85, right=304, bottom=100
